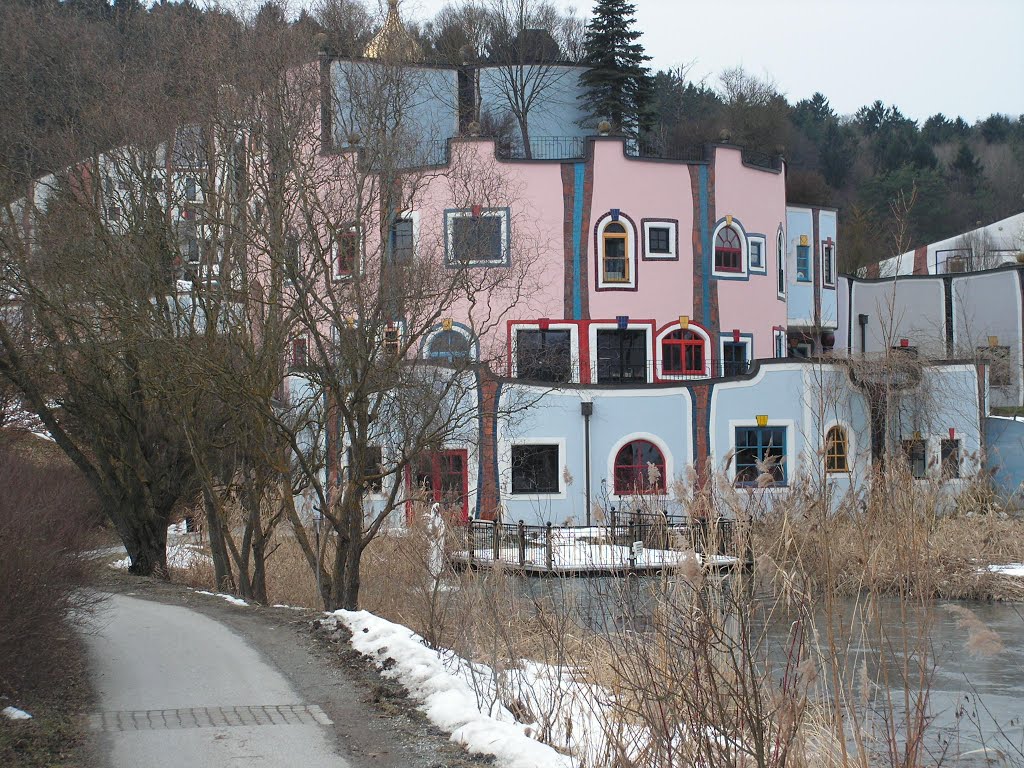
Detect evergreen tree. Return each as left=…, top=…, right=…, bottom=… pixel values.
left=578, top=0, right=652, bottom=138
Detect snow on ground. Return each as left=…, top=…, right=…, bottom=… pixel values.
left=108, top=521, right=211, bottom=571
left=2, top=706, right=32, bottom=721
left=987, top=563, right=1024, bottom=577
left=195, top=590, right=249, bottom=607
left=328, top=610, right=583, bottom=768
left=452, top=538, right=736, bottom=573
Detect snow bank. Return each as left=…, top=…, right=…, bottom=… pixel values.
left=108, top=521, right=211, bottom=571
left=329, top=610, right=574, bottom=768
left=2, top=706, right=32, bottom=721
left=987, top=563, right=1024, bottom=577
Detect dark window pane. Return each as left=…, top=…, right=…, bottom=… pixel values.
left=734, top=426, right=786, bottom=486
left=452, top=215, right=503, bottom=263
left=511, top=444, right=559, bottom=493
left=597, top=329, right=647, bottom=383
left=723, top=342, right=748, bottom=377
left=941, top=439, right=960, bottom=479
left=648, top=226, right=670, bottom=254
left=517, top=329, right=571, bottom=382
left=796, top=245, right=811, bottom=281
left=429, top=330, right=471, bottom=362
left=390, top=219, right=414, bottom=264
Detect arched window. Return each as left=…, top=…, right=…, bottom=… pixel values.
left=662, top=329, right=705, bottom=376
left=825, top=426, right=849, bottom=473
left=427, top=330, right=471, bottom=363
left=715, top=227, right=742, bottom=273
left=602, top=222, right=629, bottom=283
left=613, top=440, right=666, bottom=495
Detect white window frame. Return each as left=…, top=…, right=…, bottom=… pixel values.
left=719, top=335, right=752, bottom=377
left=422, top=324, right=477, bottom=362
left=596, top=213, right=638, bottom=290
left=388, top=209, right=419, bottom=264
left=711, top=218, right=748, bottom=279
left=333, top=224, right=361, bottom=280
left=642, top=220, right=677, bottom=260
left=726, top=418, right=796, bottom=489
left=772, top=328, right=787, bottom=358
left=509, top=322, right=580, bottom=383
left=444, top=207, right=510, bottom=267
left=821, top=239, right=836, bottom=288
left=748, top=234, right=767, bottom=274
left=589, top=321, right=653, bottom=384
left=505, top=438, right=567, bottom=498
left=606, top=432, right=674, bottom=501
left=655, top=322, right=712, bottom=379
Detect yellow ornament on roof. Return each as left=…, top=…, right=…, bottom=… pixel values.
left=364, top=0, right=422, bottom=62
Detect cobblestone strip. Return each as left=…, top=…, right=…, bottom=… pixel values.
left=89, top=704, right=333, bottom=732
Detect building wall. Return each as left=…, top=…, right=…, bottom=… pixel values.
left=985, top=416, right=1024, bottom=497
left=848, top=277, right=947, bottom=356
left=477, top=65, right=590, bottom=147
left=786, top=205, right=839, bottom=333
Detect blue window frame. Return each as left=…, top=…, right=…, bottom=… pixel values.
left=735, top=426, right=786, bottom=486
left=796, top=245, right=812, bottom=282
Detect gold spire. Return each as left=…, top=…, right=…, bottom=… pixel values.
left=364, top=0, right=422, bottom=62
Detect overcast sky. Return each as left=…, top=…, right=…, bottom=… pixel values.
left=393, top=0, right=1024, bottom=123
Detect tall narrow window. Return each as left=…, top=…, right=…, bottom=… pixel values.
left=715, top=227, right=743, bottom=273
left=796, top=244, right=812, bottom=282
left=613, top=440, right=666, bottom=495
left=825, top=426, right=849, bottom=473
left=822, top=241, right=835, bottom=287
left=941, top=439, right=960, bottom=479
left=289, top=337, right=308, bottom=370
left=602, top=223, right=629, bottom=282
left=389, top=218, right=414, bottom=264
left=902, top=439, right=927, bottom=479
left=596, top=329, right=647, bottom=383
left=749, top=239, right=764, bottom=270
left=777, top=229, right=786, bottom=296
left=735, top=426, right=786, bottom=486
left=662, top=329, right=705, bottom=376
left=336, top=228, right=358, bottom=277
left=285, top=233, right=300, bottom=281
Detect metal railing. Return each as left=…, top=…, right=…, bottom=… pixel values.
left=515, top=356, right=753, bottom=385
left=455, top=511, right=749, bottom=573
left=495, top=136, right=586, bottom=160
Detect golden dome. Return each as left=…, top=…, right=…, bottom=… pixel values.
left=364, top=0, right=422, bottom=62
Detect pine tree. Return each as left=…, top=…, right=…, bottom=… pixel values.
left=578, top=0, right=652, bottom=138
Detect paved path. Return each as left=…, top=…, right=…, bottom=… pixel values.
left=85, top=593, right=350, bottom=768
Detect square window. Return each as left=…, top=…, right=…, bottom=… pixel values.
left=596, top=329, right=647, bottom=383
left=516, top=329, right=571, bottom=382
left=648, top=227, right=670, bottom=254
left=511, top=444, right=559, bottom=494
left=446, top=209, right=509, bottom=266
left=722, top=341, right=748, bottom=377
left=451, top=215, right=503, bottom=263
left=735, top=426, right=786, bottom=486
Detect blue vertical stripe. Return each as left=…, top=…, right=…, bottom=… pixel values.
left=571, top=162, right=585, bottom=320
left=698, top=165, right=711, bottom=328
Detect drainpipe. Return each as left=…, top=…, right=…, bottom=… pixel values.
left=581, top=400, right=594, bottom=527
left=858, top=313, right=869, bottom=358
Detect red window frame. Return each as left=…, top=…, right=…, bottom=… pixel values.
left=406, top=449, right=468, bottom=523
left=289, top=337, right=308, bottom=369
left=336, top=229, right=358, bottom=277
left=613, top=440, right=666, bottom=495
left=715, top=227, right=742, bottom=273
left=662, top=329, right=705, bottom=375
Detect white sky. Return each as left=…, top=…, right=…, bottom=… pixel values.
left=392, top=0, right=1024, bottom=122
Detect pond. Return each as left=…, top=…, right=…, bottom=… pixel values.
left=508, top=575, right=1024, bottom=765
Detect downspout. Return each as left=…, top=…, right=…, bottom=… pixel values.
left=858, top=313, right=869, bottom=358
left=581, top=400, right=593, bottom=527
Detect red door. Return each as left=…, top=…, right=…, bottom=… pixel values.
left=407, top=450, right=469, bottom=523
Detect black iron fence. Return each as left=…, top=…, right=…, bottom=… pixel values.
left=455, top=511, right=749, bottom=573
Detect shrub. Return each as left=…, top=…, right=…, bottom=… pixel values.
left=0, top=440, right=99, bottom=695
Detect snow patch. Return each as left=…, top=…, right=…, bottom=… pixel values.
left=195, top=591, right=249, bottom=607
left=2, top=706, right=32, bottom=721
left=329, top=610, right=575, bottom=768
left=987, top=563, right=1024, bottom=577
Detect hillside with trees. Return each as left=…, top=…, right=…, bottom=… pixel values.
left=1, top=0, right=1022, bottom=269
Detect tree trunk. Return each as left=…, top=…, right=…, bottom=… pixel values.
left=202, top=485, right=236, bottom=592
left=517, top=114, right=531, bottom=159
left=111, top=499, right=170, bottom=577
